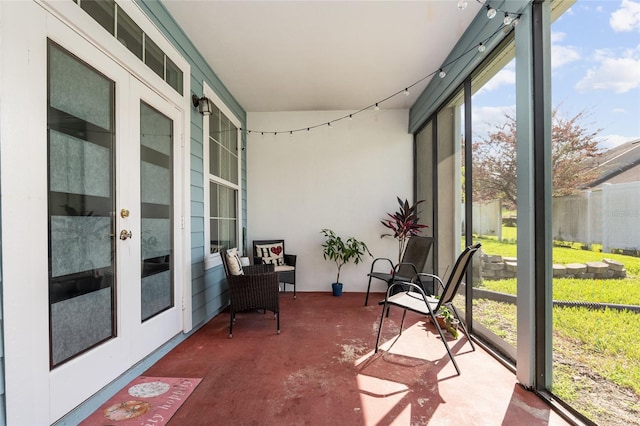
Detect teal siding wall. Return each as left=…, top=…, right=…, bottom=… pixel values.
left=136, top=0, right=247, bottom=328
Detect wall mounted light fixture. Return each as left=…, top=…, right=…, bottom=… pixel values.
left=192, top=95, right=213, bottom=115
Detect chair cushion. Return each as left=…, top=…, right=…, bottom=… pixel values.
left=274, top=265, right=295, bottom=273
left=255, top=242, right=285, bottom=266
left=226, top=248, right=244, bottom=275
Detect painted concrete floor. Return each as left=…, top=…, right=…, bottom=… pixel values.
left=144, top=292, right=571, bottom=425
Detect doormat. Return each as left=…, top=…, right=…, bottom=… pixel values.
left=80, top=376, right=202, bottom=425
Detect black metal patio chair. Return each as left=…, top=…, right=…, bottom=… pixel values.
left=374, top=243, right=481, bottom=375
left=364, top=236, right=433, bottom=306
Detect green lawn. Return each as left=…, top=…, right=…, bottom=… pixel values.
left=471, top=231, right=640, bottom=421
left=481, top=277, right=640, bottom=305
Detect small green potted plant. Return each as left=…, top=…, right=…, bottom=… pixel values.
left=321, top=229, right=372, bottom=296
left=435, top=306, right=459, bottom=339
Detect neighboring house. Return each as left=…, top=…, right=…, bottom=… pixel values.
left=0, top=0, right=592, bottom=425
left=584, top=139, right=640, bottom=189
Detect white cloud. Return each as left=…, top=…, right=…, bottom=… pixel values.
left=550, top=31, right=580, bottom=70
left=471, top=105, right=514, bottom=137
left=599, top=134, right=637, bottom=149
left=478, top=69, right=516, bottom=93
left=612, top=107, right=626, bottom=113
left=610, top=0, right=640, bottom=32
left=551, top=31, right=567, bottom=43
left=575, top=49, right=640, bottom=93
left=551, top=44, right=581, bottom=69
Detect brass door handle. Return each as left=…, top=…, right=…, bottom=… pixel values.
left=120, top=229, right=133, bottom=240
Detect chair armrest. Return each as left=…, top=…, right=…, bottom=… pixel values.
left=413, top=273, right=445, bottom=294
left=369, top=257, right=394, bottom=274
left=244, top=263, right=275, bottom=275
left=393, top=262, right=419, bottom=276
left=284, top=254, right=297, bottom=267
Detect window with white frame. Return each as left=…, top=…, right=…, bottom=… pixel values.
left=203, top=89, right=241, bottom=267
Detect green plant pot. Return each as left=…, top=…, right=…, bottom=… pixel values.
left=332, top=282, right=343, bottom=296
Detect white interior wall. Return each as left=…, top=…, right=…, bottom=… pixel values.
left=247, top=109, right=412, bottom=292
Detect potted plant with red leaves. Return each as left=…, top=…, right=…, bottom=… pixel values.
left=380, top=197, right=429, bottom=264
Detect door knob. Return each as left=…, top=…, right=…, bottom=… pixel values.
left=120, top=208, right=130, bottom=218
left=120, top=229, right=133, bottom=240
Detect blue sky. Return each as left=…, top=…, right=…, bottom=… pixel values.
left=473, top=0, right=640, bottom=150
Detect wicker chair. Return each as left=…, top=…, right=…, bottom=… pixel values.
left=253, top=239, right=297, bottom=299
left=220, top=250, right=280, bottom=338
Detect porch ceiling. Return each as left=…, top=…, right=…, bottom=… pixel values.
left=162, top=0, right=483, bottom=112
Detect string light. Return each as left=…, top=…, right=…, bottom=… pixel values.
left=457, top=0, right=468, bottom=10
left=236, top=20, right=510, bottom=138
left=486, top=5, right=497, bottom=19
left=473, top=1, right=522, bottom=30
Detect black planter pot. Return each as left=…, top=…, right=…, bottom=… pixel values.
left=331, top=282, right=343, bottom=296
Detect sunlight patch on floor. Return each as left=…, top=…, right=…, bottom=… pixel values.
left=357, top=374, right=410, bottom=426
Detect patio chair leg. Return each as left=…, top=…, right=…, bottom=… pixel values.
left=399, top=310, right=407, bottom=335
left=364, top=275, right=374, bottom=306
left=374, top=302, right=387, bottom=353
left=429, top=312, right=461, bottom=375
left=450, top=304, right=475, bottom=351
left=229, top=313, right=234, bottom=339
left=276, top=312, right=280, bottom=335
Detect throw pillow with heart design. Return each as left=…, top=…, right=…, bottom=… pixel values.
left=270, top=246, right=283, bottom=256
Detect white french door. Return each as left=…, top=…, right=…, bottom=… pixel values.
left=45, top=16, right=184, bottom=422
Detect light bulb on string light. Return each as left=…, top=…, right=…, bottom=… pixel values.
left=512, top=16, right=520, bottom=27
left=478, top=42, right=486, bottom=53
left=403, top=88, right=410, bottom=96
left=438, top=68, right=446, bottom=78
left=486, top=5, right=497, bottom=19
left=503, top=13, right=513, bottom=26
left=374, top=103, right=380, bottom=111
left=457, top=0, right=468, bottom=10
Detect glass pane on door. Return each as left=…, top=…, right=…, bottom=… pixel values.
left=140, top=102, right=174, bottom=321
left=48, top=41, right=116, bottom=368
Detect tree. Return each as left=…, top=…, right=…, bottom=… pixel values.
left=471, top=108, right=602, bottom=208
